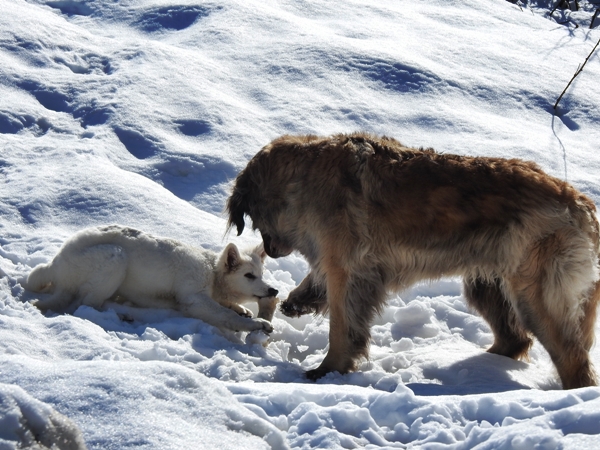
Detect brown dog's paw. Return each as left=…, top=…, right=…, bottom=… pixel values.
left=306, top=357, right=356, bottom=380
left=305, top=367, right=329, bottom=381
left=279, top=299, right=314, bottom=317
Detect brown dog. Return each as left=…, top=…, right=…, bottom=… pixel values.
left=227, top=133, right=600, bottom=388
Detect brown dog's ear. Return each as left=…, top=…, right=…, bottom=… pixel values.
left=226, top=172, right=250, bottom=236
left=227, top=192, right=247, bottom=236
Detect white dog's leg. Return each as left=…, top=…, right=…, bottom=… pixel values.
left=179, top=293, right=274, bottom=333
left=257, top=296, right=279, bottom=322
left=229, top=303, right=253, bottom=317
left=35, top=245, right=128, bottom=314
left=72, top=245, right=128, bottom=310
left=33, top=290, right=73, bottom=313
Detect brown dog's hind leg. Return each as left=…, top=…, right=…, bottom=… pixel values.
left=510, top=292, right=597, bottom=389
left=580, top=280, right=600, bottom=354
left=559, top=282, right=600, bottom=388
left=507, top=229, right=599, bottom=389
left=345, top=269, right=387, bottom=363
left=463, top=277, right=532, bottom=360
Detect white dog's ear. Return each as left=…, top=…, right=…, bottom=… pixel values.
left=254, top=242, right=267, bottom=262
left=224, top=243, right=241, bottom=272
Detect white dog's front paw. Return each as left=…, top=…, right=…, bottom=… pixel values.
left=246, top=329, right=271, bottom=347
left=254, top=318, right=273, bottom=334
left=230, top=304, right=253, bottom=317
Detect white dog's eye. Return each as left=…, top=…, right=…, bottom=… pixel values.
left=244, top=273, right=256, bottom=280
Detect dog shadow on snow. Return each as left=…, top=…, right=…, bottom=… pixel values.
left=406, top=352, right=558, bottom=395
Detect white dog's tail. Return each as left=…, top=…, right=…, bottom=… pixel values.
left=25, top=263, right=55, bottom=293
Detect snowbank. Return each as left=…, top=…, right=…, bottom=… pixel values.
left=1, top=0, right=600, bottom=448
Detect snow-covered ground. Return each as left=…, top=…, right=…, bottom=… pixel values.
left=1, top=0, right=600, bottom=448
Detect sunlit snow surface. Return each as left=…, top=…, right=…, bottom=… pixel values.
left=1, top=0, right=600, bottom=448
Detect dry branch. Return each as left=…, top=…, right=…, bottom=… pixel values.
left=554, top=36, right=600, bottom=110
left=592, top=8, right=600, bottom=29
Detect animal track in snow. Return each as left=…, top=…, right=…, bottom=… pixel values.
left=269, top=48, right=442, bottom=94
left=175, top=119, right=212, bottom=137
left=0, top=112, right=50, bottom=136
left=53, top=53, right=114, bottom=75
left=342, top=55, right=441, bottom=93
left=113, top=126, right=163, bottom=160
left=133, top=6, right=216, bottom=32
left=17, top=81, right=71, bottom=114
left=46, top=0, right=94, bottom=16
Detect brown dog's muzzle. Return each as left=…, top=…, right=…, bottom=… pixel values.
left=261, top=233, right=293, bottom=258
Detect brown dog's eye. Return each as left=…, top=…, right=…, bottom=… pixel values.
left=244, top=273, right=256, bottom=280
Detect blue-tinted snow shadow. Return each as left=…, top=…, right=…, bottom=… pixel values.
left=133, top=5, right=219, bottom=33
left=407, top=353, right=533, bottom=396
left=15, top=79, right=115, bottom=130
left=47, top=1, right=219, bottom=29
left=18, top=81, right=71, bottom=113
left=0, top=112, right=50, bottom=135
left=154, top=154, right=237, bottom=206
left=111, top=122, right=233, bottom=210
left=340, top=55, right=442, bottom=93
left=175, top=119, right=212, bottom=137
left=46, top=1, right=94, bottom=16
left=68, top=302, right=308, bottom=381
left=268, top=48, right=443, bottom=94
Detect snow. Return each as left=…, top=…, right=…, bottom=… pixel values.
left=0, top=382, right=86, bottom=449
left=1, top=0, right=600, bottom=448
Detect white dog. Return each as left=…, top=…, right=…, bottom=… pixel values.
left=24, top=225, right=278, bottom=333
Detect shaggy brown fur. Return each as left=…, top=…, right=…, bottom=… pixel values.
left=227, top=133, right=600, bottom=388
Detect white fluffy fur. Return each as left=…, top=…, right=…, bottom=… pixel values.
left=25, top=225, right=277, bottom=333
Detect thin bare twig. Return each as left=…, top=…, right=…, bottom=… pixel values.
left=591, top=8, right=600, bottom=29
left=550, top=0, right=569, bottom=16
left=554, top=36, right=600, bottom=110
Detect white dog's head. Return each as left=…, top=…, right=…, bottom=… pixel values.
left=217, top=243, right=278, bottom=302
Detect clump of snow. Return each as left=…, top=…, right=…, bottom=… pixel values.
left=1, top=0, right=600, bottom=448
left=0, top=382, right=87, bottom=450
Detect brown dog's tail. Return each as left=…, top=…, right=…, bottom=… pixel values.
left=24, top=263, right=55, bottom=293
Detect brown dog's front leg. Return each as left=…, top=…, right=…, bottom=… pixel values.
left=306, top=265, right=356, bottom=380
left=305, top=267, right=386, bottom=380
left=280, top=271, right=327, bottom=318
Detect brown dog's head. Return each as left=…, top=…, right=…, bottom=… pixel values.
left=226, top=143, right=296, bottom=259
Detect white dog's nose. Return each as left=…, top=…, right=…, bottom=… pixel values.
left=268, top=288, right=278, bottom=297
